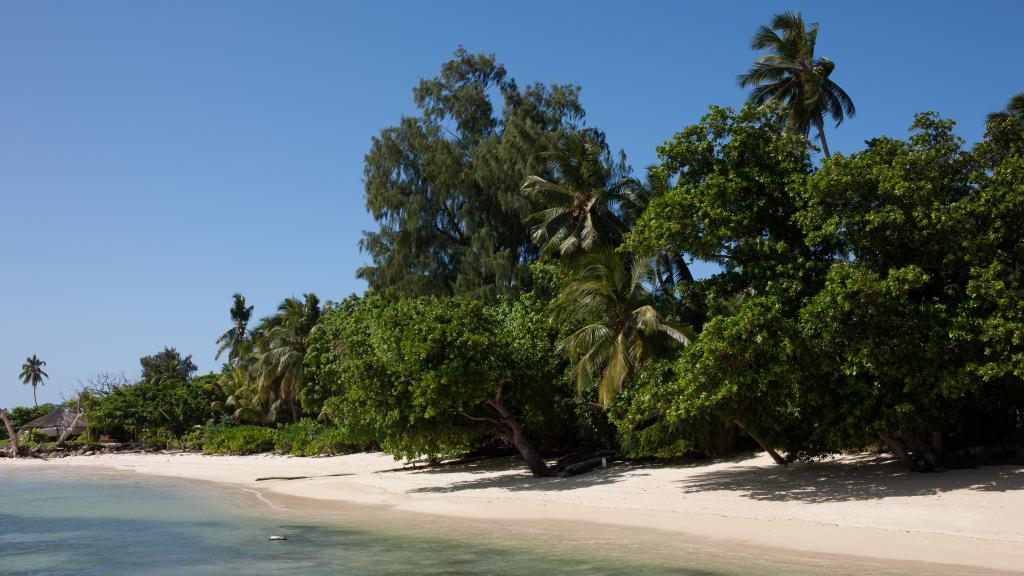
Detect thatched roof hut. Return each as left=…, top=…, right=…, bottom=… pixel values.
left=19, top=408, right=87, bottom=439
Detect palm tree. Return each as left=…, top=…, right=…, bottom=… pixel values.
left=522, top=131, right=637, bottom=262
left=19, top=355, right=48, bottom=407
left=216, top=293, right=254, bottom=365
left=987, top=93, right=1024, bottom=125
left=738, top=11, right=855, bottom=159
left=249, top=293, right=322, bottom=422
left=550, top=250, right=695, bottom=405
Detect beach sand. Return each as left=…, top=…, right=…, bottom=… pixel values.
left=4, top=451, right=1023, bottom=573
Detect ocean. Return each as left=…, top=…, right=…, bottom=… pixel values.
left=0, top=465, right=988, bottom=575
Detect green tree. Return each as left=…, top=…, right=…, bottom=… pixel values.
left=140, top=347, right=197, bottom=385
left=622, top=105, right=825, bottom=465
left=794, top=112, right=1024, bottom=470
left=318, top=294, right=568, bottom=476
left=551, top=250, right=694, bottom=406
left=738, top=11, right=855, bottom=158
left=249, top=293, right=322, bottom=422
left=521, top=130, right=635, bottom=263
left=19, top=355, right=48, bottom=407
left=358, top=48, right=593, bottom=298
left=215, top=293, right=253, bottom=365
left=86, top=376, right=215, bottom=440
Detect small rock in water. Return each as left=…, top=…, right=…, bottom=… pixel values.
left=268, top=535, right=288, bottom=541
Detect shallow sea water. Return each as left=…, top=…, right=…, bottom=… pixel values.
left=0, top=465, right=1003, bottom=576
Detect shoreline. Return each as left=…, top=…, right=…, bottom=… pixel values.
left=3, top=451, right=1023, bottom=573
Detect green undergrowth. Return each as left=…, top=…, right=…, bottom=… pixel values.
left=201, top=420, right=357, bottom=456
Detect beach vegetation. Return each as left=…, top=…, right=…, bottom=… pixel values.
left=27, top=16, right=1024, bottom=475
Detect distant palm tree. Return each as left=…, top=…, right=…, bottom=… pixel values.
left=987, top=93, right=1024, bottom=125
left=738, top=11, right=855, bottom=158
left=250, top=294, right=322, bottom=422
left=522, top=131, right=637, bottom=262
left=19, top=355, right=48, bottom=407
left=216, top=293, right=254, bottom=365
left=550, top=250, right=695, bottom=405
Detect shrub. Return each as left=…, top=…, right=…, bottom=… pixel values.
left=168, top=429, right=204, bottom=451
left=67, top=435, right=102, bottom=451
left=202, top=425, right=276, bottom=455
left=273, top=420, right=356, bottom=456
left=140, top=429, right=170, bottom=450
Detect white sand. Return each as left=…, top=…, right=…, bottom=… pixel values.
left=5, top=451, right=1023, bottom=572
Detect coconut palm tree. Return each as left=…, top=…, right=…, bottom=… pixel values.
left=522, top=130, right=637, bottom=262
left=215, top=293, right=254, bottom=365
left=738, top=11, right=855, bottom=159
left=987, top=93, right=1024, bottom=125
left=249, top=294, right=322, bottom=422
left=19, top=355, right=48, bottom=407
left=550, top=250, right=695, bottom=405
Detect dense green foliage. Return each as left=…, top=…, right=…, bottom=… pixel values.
left=623, top=106, right=1024, bottom=470
left=200, top=421, right=356, bottom=456
left=310, top=294, right=569, bottom=469
left=202, top=424, right=277, bottom=455
left=87, top=373, right=217, bottom=440
left=358, top=48, right=599, bottom=298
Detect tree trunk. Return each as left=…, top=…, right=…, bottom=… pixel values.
left=486, top=392, right=550, bottom=478
left=734, top=419, right=787, bottom=466
left=33, top=386, right=38, bottom=408
left=56, top=412, right=83, bottom=447
left=0, top=409, right=18, bottom=458
left=879, top=432, right=918, bottom=472
left=816, top=118, right=832, bottom=159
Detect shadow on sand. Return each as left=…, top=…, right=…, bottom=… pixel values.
left=399, top=452, right=1024, bottom=501
left=402, top=456, right=645, bottom=493
left=675, top=454, right=1024, bottom=503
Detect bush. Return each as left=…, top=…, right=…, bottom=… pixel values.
left=67, top=435, right=102, bottom=451
left=202, top=425, right=276, bottom=455
left=273, top=420, right=356, bottom=456
left=168, top=429, right=204, bottom=451
left=140, top=429, right=170, bottom=450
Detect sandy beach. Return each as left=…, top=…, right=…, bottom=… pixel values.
left=4, top=451, right=1023, bottom=572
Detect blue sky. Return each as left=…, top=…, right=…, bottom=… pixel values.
left=1, top=1, right=1021, bottom=407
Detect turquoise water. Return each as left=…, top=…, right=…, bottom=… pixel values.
left=0, top=466, right=995, bottom=575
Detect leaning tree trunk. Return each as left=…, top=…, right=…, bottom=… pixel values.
left=0, top=409, right=18, bottom=458
left=815, top=118, right=832, bottom=160
left=481, top=383, right=551, bottom=478
left=734, top=419, right=787, bottom=466
left=56, top=411, right=83, bottom=447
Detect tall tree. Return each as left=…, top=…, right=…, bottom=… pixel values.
left=139, top=347, right=197, bottom=385
left=359, top=48, right=593, bottom=298
left=249, top=293, right=322, bottom=422
left=738, top=11, right=854, bottom=158
left=19, top=355, right=48, bottom=407
left=215, top=293, right=254, bottom=365
left=551, top=250, right=694, bottom=405
left=521, top=130, right=635, bottom=263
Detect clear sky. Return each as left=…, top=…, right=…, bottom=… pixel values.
left=1, top=1, right=1021, bottom=408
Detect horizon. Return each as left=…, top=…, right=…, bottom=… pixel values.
left=3, top=0, right=1022, bottom=408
